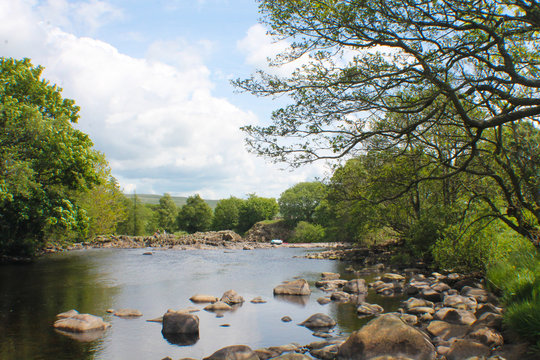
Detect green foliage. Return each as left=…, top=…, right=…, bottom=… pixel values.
left=486, top=242, right=539, bottom=351
left=155, top=193, right=178, bottom=233
left=0, top=57, right=104, bottom=255
left=278, top=181, right=327, bottom=225
left=290, top=221, right=325, bottom=243
left=116, top=194, right=154, bottom=236
left=237, top=194, right=279, bottom=233
left=212, top=196, right=244, bottom=231
left=177, top=194, right=213, bottom=233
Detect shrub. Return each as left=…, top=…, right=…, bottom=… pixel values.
left=290, top=221, right=326, bottom=243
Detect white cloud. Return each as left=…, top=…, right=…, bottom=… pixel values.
left=0, top=1, right=326, bottom=199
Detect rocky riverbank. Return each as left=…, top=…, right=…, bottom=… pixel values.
left=53, top=264, right=534, bottom=360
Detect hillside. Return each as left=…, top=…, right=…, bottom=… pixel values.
left=125, top=194, right=219, bottom=209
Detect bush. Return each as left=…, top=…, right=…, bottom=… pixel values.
left=290, top=221, right=326, bottom=243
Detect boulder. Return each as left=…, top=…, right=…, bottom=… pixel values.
left=162, top=311, right=199, bottom=334
left=190, top=294, right=219, bottom=303
left=204, top=301, right=233, bottom=312
left=471, top=311, right=503, bottom=331
left=272, top=354, right=311, bottom=360
left=337, top=314, right=436, bottom=360
left=434, top=308, right=476, bottom=326
left=381, top=273, right=405, bottom=282
left=203, top=345, right=259, bottom=360
left=330, top=291, right=351, bottom=302
left=54, top=313, right=111, bottom=333
left=221, top=290, right=245, bottom=305
left=310, top=344, right=340, bottom=360
left=430, top=282, right=451, bottom=293
left=113, top=308, right=143, bottom=318
left=426, top=320, right=469, bottom=341
left=56, top=309, right=79, bottom=319
left=315, top=279, right=348, bottom=291
left=418, top=288, right=443, bottom=302
left=343, top=279, right=368, bottom=294
left=299, top=313, right=336, bottom=329
left=406, top=306, right=435, bottom=316
left=466, top=327, right=504, bottom=347
left=443, top=295, right=477, bottom=311
left=250, top=296, right=267, bottom=304
left=274, top=279, right=311, bottom=296
left=317, top=297, right=332, bottom=305
left=445, top=339, right=490, bottom=360
left=356, top=302, right=384, bottom=316
left=460, top=286, right=489, bottom=303
left=403, top=298, right=434, bottom=311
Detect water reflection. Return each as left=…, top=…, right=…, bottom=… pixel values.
left=273, top=294, right=310, bottom=306
left=162, top=332, right=200, bottom=346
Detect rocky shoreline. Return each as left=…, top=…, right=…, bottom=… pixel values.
left=52, top=262, right=534, bottom=360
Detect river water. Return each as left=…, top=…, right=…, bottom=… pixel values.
left=0, top=247, right=402, bottom=360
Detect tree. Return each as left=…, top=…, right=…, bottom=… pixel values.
left=116, top=193, right=153, bottom=236
left=155, top=193, right=178, bottom=233
left=0, top=57, right=103, bottom=255
left=235, top=1, right=540, bottom=246
left=237, top=194, right=279, bottom=233
left=177, top=194, right=213, bottom=233
left=212, top=196, right=245, bottom=231
left=278, top=181, right=327, bottom=225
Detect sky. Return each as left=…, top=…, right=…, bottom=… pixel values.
left=0, top=0, right=329, bottom=200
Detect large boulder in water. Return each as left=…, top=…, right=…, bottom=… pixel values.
left=274, top=279, right=311, bottom=296
left=221, top=289, right=245, bottom=305
left=337, top=314, right=436, bottom=360
left=343, top=279, right=368, bottom=294
left=299, top=313, right=336, bottom=329
left=161, top=311, right=199, bottom=335
left=203, top=345, right=259, bottom=360
left=54, top=313, right=111, bottom=333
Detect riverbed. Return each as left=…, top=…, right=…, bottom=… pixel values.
left=0, top=247, right=401, bottom=360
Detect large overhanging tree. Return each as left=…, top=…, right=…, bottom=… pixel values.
left=235, top=0, right=540, bottom=244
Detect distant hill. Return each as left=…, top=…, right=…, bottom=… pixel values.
left=125, top=194, right=219, bottom=209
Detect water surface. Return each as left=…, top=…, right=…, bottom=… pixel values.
left=0, top=248, right=402, bottom=360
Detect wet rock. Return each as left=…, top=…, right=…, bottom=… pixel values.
left=204, top=301, right=233, bottom=312
left=54, top=313, right=111, bottom=333
left=310, top=344, right=339, bottom=360
left=274, top=279, right=311, bottom=296
left=281, top=316, right=292, bottom=322
left=474, top=303, right=502, bottom=317
left=434, top=307, right=476, bottom=325
left=113, top=308, right=143, bottom=318
left=56, top=309, right=79, bottom=319
left=321, top=272, right=340, bottom=280
left=203, top=345, right=259, bottom=360
left=330, top=291, right=351, bottom=302
left=162, top=311, right=199, bottom=335
left=418, top=288, right=443, bottom=303
left=299, top=313, right=336, bottom=329
left=403, top=298, right=434, bottom=311
left=461, top=286, right=489, bottom=303
left=430, top=282, right=451, bottom=293
left=445, top=339, right=491, bottom=360
left=406, top=306, right=435, bottom=316
left=356, top=302, right=384, bottom=316
left=190, top=294, right=219, bottom=303
left=316, top=280, right=348, bottom=292
left=317, top=297, right=332, bottom=305
left=343, top=279, right=368, bottom=294
left=337, top=314, right=436, bottom=360
left=221, top=289, right=245, bottom=305
left=250, top=296, right=267, bottom=304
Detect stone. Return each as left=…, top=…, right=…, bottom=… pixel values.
left=299, top=313, right=336, bottom=329
left=250, top=296, right=267, bottom=304
left=204, top=301, right=233, bottom=312
left=337, top=314, right=436, bottom=360
left=54, top=313, right=111, bottom=333
left=418, top=288, right=443, bottom=302
left=406, top=306, right=435, bottom=315
left=203, top=345, right=259, bottom=360
left=474, top=303, right=502, bottom=317
left=461, top=286, right=489, bottom=303
left=221, top=289, right=245, bottom=304
left=310, top=344, right=339, bottom=360
left=471, top=311, right=503, bottom=330
left=467, top=327, right=504, bottom=347
left=403, top=298, right=434, bottom=311
left=162, top=311, right=199, bottom=334
left=316, top=279, right=348, bottom=291
left=321, top=272, right=340, bottom=280
left=190, top=294, right=219, bottom=303
left=343, top=279, right=368, bottom=294
left=445, top=339, right=491, bottom=360
left=356, top=302, right=384, bottom=316
left=443, top=295, right=477, bottom=311
left=317, top=297, right=332, bottom=305
left=434, top=308, right=476, bottom=325
left=430, top=282, right=451, bottom=293
left=113, top=308, right=142, bottom=318
left=272, top=354, right=312, bottom=360
left=330, top=291, right=351, bottom=302
left=381, top=273, right=405, bottom=282
left=56, top=309, right=79, bottom=319
left=281, top=316, right=292, bottom=322
left=426, top=320, right=469, bottom=341
left=274, top=279, right=311, bottom=296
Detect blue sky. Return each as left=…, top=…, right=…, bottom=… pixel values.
left=0, top=0, right=327, bottom=199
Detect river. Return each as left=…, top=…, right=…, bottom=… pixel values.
left=0, top=247, right=403, bottom=360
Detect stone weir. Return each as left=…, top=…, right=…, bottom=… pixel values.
left=89, top=231, right=250, bottom=249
